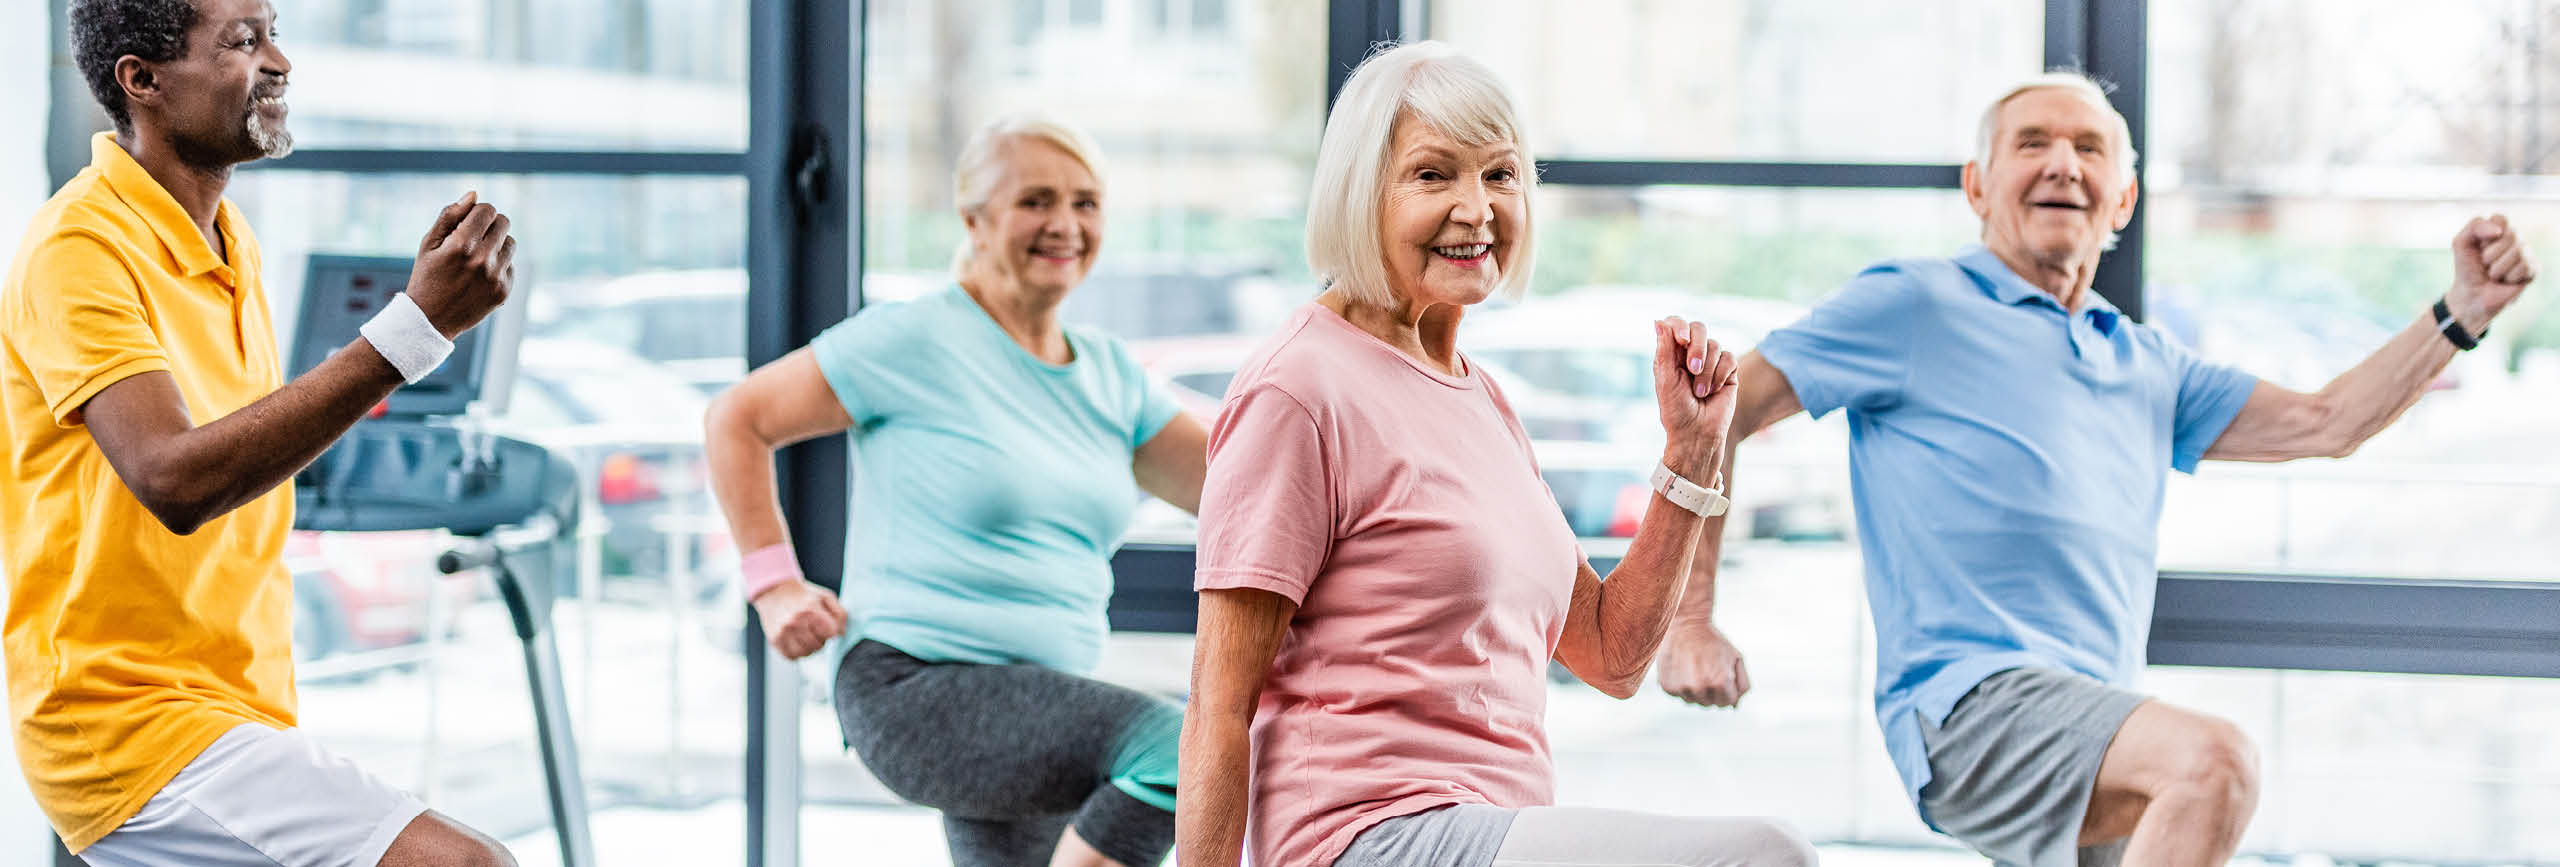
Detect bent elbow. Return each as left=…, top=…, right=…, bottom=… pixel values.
left=702, top=390, right=740, bottom=442
left=139, top=496, right=211, bottom=536
left=121, top=472, right=213, bottom=536
left=1584, top=658, right=1649, bottom=699
left=703, top=389, right=780, bottom=456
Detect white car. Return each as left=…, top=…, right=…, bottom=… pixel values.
left=1462, top=287, right=1850, bottom=541
left=532, top=269, right=747, bottom=395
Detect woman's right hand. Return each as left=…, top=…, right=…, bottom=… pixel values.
left=751, top=579, right=848, bottom=660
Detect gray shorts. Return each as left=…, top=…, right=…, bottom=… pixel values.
left=1333, top=803, right=1813, bottom=867
left=1917, top=666, right=2147, bottom=867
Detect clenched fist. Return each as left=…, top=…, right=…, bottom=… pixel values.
left=2446, top=214, right=2537, bottom=333
left=752, top=578, right=848, bottom=660
left=1653, top=317, right=1741, bottom=483
left=1657, top=623, right=1751, bottom=708
left=407, top=191, right=519, bottom=339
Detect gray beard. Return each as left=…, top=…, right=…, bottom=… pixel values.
left=246, top=110, right=293, bottom=160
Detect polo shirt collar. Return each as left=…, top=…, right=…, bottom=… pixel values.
left=1954, top=244, right=2122, bottom=336
left=93, top=132, right=242, bottom=281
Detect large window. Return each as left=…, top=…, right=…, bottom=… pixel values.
left=2148, top=0, right=2560, bottom=587
left=269, top=0, right=747, bottom=150
left=1431, top=0, right=2042, bottom=163
left=24, top=1, right=2560, bottom=865
left=225, top=3, right=756, bottom=863
left=820, top=0, right=1325, bottom=818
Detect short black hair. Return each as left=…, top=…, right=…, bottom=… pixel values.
left=70, top=0, right=202, bottom=132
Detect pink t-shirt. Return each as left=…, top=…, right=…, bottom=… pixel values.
left=1196, top=303, right=1587, bottom=867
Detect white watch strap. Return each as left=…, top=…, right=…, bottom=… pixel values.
left=359, top=293, right=456, bottom=385
left=1650, top=462, right=1731, bottom=518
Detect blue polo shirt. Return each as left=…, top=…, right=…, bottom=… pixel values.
left=1755, top=245, right=2259, bottom=820
left=809, top=284, right=1181, bottom=674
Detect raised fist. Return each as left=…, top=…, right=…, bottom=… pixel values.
left=406, top=191, right=518, bottom=339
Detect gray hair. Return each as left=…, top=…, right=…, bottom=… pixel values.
left=949, top=112, right=1109, bottom=281
left=1974, top=70, right=2139, bottom=188
left=1306, top=41, right=1538, bottom=307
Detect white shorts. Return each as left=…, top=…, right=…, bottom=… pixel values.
left=79, top=723, right=429, bottom=867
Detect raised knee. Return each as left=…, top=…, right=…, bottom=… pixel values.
left=2172, top=718, right=2260, bottom=807
left=1728, top=817, right=1818, bottom=867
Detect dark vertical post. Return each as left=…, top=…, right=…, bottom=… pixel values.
left=2051, top=0, right=2149, bottom=320
left=744, top=0, right=857, bottom=864
left=2084, top=0, right=2148, bottom=321
left=1327, top=0, right=1403, bottom=107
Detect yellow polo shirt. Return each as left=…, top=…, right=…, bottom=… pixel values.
left=0, top=132, right=295, bottom=850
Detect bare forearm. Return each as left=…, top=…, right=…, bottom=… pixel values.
left=1671, top=438, right=1742, bottom=632
left=1175, top=713, right=1254, bottom=867
left=1590, top=497, right=1707, bottom=674
left=148, top=339, right=404, bottom=531
left=703, top=399, right=792, bottom=552
left=1573, top=441, right=1721, bottom=689
left=2318, top=311, right=2461, bottom=452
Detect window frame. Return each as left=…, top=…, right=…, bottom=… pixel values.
left=47, top=1, right=2560, bottom=865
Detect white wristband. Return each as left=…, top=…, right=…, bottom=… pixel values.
left=1650, top=462, right=1731, bottom=518
left=359, top=293, right=455, bottom=385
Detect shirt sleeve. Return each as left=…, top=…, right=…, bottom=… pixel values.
left=1105, top=335, right=1183, bottom=449
left=5, top=230, right=171, bottom=427
left=806, top=305, right=920, bottom=426
left=2161, top=334, right=2259, bottom=474
left=1753, top=264, right=1926, bottom=419
left=1193, top=382, right=1332, bottom=604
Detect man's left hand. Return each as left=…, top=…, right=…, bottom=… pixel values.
left=2449, top=214, right=2538, bottom=331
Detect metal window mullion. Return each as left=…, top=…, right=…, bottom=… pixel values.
left=244, top=149, right=748, bottom=175
left=2048, top=0, right=2147, bottom=320
left=1537, top=160, right=1961, bottom=189
left=744, top=0, right=857, bottom=865
left=1326, top=0, right=1402, bottom=109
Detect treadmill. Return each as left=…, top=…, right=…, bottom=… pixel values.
left=286, top=255, right=596, bottom=867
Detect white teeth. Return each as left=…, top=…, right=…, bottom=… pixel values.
left=1433, top=244, right=1491, bottom=258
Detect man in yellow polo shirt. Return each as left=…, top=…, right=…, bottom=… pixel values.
left=4, top=2, right=522, bottom=864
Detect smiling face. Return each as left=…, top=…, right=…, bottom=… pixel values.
left=1375, top=114, right=1525, bottom=311
left=961, top=136, right=1103, bottom=301
left=1964, top=86, right=2136, bottom=279
left=144, top=0, right=293, bottom=165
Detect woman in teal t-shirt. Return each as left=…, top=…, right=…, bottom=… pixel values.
left=702, top=114, right=1207, bottom=867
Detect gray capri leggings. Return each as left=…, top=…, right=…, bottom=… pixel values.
left=1336, top=803, right=1819, bottom=867
left=833, top=639, right=1180, bottom=867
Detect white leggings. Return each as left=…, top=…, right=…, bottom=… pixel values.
left=1334, top=803, right=1818, bottom=867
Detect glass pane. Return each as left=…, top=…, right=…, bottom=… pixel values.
left=832, top=0, right=1326, bottom=820
left=2148, top=0, right=2560, bottom=582
left=1428, top=0, right=2043, bottom=163
left=1468, top=186, right=1979, bottom=547
left=2146, top=666, right=2560, bottom=861
left=263, top=0, right=748, bottom=150
left=235, top=171, right=751, bottom=864
left=795, top=544, right=2560, bottom=864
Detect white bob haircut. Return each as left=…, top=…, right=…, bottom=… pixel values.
left=949, top=112, right=1110, bottom=281
left=1306, top=41, right=1537, bottom=307
left=1974, top=70, right=2139, bottom=189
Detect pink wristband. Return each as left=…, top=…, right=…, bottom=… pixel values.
left=739, top=543, right=804, bottom=602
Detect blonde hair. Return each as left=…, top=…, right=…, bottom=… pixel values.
left=949, top=113, right=1109, bottom=281
left=1306, top=41, right=1538, bottom=307
left=1974, top=70, right=2139, bottom=188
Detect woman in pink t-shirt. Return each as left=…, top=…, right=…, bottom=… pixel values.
left=1177, top=42, right=1818, bottom=867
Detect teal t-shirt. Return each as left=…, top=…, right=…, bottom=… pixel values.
left=810, top=284, right=1182, bottom=673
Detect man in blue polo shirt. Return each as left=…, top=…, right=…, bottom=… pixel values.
left=1652, top=72, right=2538, bottom=866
